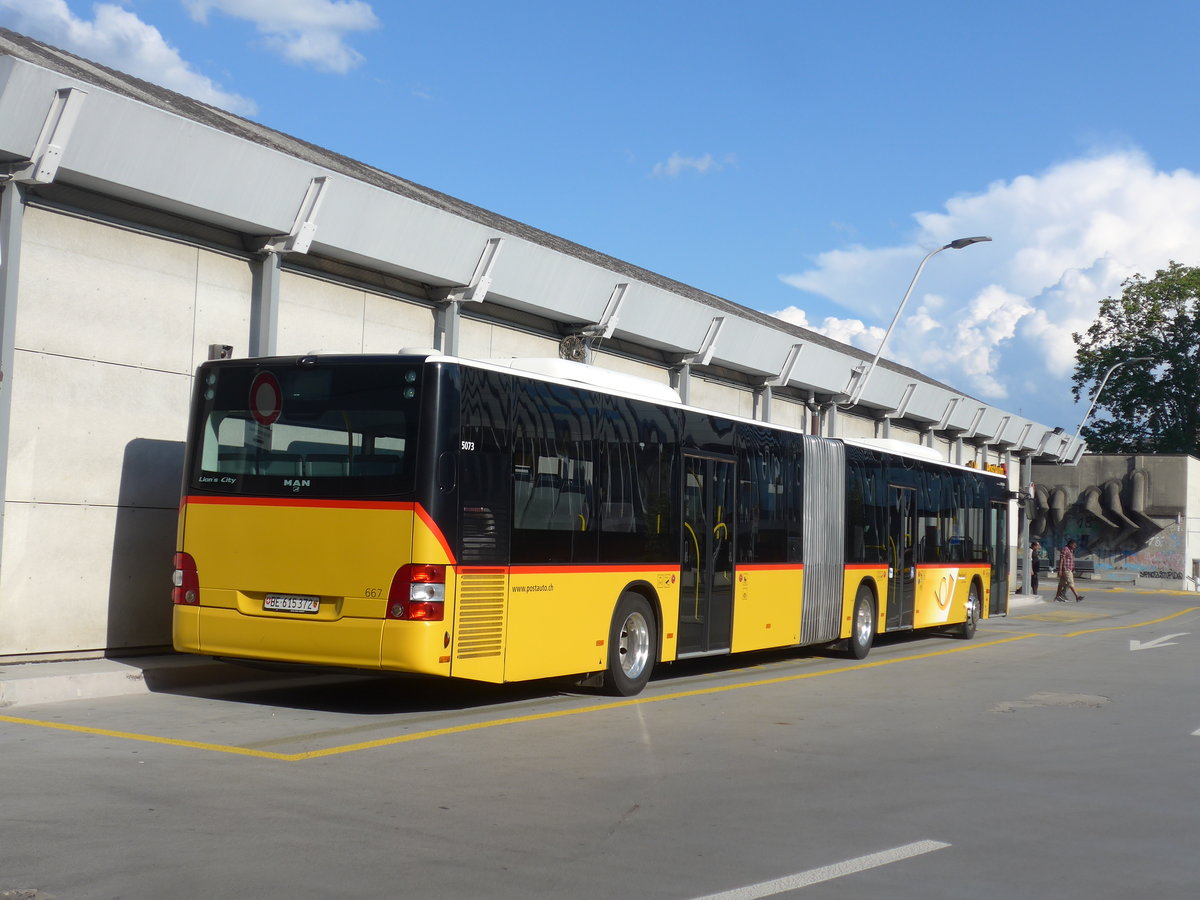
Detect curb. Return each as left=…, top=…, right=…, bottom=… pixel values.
left=0, top=655, right=233, bottom=709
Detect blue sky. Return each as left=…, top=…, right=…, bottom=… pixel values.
left=3, top=0, right=1199, bottom=433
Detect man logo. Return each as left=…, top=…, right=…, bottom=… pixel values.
left=283, top=479, right=311, bottom=491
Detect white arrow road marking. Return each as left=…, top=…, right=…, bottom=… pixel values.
left=693, top=840, right=951, bottom=900
left=1129, top=632, right=1189, bottom=651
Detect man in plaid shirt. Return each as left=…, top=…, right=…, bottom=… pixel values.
left=1054, top=538, right=1084, bottom=603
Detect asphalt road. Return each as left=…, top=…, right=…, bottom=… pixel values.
left=2, top=588, right=1198, bottom=899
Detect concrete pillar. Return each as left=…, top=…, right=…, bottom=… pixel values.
left=251, top=250, right=282, bottom=356
left=0, top=182, right=25, bottom=567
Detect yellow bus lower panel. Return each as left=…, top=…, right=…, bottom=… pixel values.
left=914, top=566, right=989, bottom=629
left=173, top=605, right=201, bottom=653
left=841, top=569, right=887, bottom=640
left=381, top=619, right=453, bottom=677
left=504, top=571, right=612, bottom=683
left=731, top=567, right=803, bottom=653
left=192, top=606, right=385, bottom=670
left=502, top=568, right=680, bottom=683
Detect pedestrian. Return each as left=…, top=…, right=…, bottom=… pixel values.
left=1054, top=538, right=1084, bottom=603
left=1029, top=540, right=1041, bottom=595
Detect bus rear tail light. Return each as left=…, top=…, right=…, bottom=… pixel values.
left=386, top=564, right=445, bottom=620
left=172, top=552, right=200, bottom=605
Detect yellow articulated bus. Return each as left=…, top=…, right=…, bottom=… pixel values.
left=173, top=352, right=1009, bottom=696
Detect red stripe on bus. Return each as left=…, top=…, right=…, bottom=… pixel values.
left=413, top=503, right=456, bottom=563
left=183, top=495, right=414, bottom=511
left=845, top=563, right=888, bottom=571
left=510, top=564, right=680, bottom=575
left=735, top=563, right=804, bottom=572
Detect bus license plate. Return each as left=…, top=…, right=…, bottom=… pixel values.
left=264, top=594, right=320, bottom=614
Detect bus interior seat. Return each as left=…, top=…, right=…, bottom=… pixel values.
left=519, top=473, right=561, bottom=529
left=306, top=453, right=350, bottom=476
left=352, top=455, right=401, bottom=477
left=258, top=452, right=303, bottom=476
left=600, top=502, right=635, bottom=532
left=217, top=450, right=255, bottom=474
left=513, top=470, right=534, bottom=520
left=550, top=480, right=586, bottom=530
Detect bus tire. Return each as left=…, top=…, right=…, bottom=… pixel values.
left=603, top=593, right=656, bottom=696
left=846, top=585, right=875, bottom=659
left=956, top=583, right=981, bottom=640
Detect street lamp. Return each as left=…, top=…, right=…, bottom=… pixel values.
left=1066, top=356, right=1153, bottom=460
left=845, top=235, right=992, bottom=407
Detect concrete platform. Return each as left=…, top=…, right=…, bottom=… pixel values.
left=0, top=590, right=1105, bottom=709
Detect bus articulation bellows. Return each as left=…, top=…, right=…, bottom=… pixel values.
left=173, top=352, right=1009, bottom=696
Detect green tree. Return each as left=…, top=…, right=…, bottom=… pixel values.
left=1072, top=261, right=1200, bottom=454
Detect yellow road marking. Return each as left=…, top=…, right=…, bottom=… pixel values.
left=1063, top=605, right=1199, bottom=637
left=3, top=608, right=1197, bottom=761
left=0, top=714, right=285, bottom=759
left=0, top=636, right=1034, bottom=761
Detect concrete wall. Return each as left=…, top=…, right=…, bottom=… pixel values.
left=1, top=206, right=247, bottom=655
left=3, top=203, right=848, bottom=658
left=1030, top=454, right=1199, bottom=589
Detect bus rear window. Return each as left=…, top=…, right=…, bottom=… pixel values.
left=190, top=363, right=421, bottom=497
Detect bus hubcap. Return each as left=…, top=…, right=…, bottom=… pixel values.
left=855, top=600, right=872, bottom=645
left=619, top=612, right=651, bottom=678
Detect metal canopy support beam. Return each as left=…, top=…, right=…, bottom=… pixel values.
left=584, top=283, right=627, bottom=341
left=964, top=407, right=987, bottom=440
left=0, top=182, right=26, bottom=573
left=569, top=282, right=629, bottom=364
left=251, top=250, right=281, bottom=356
left=262, top=176, right=330, bottom=256
left=436, top=237, right=503, bottom=357
left=936, top=397, right=961, bottom=431
left=250, top=177, right=334, bottom=357
left=756, top=343, right=804, bottom=423
left=824, top=401, right=839, bottom=437
left=671, top=316, right=725, bottom=408
left=888, top=383, right=917, bottom=420
left=685, top=317, right=725, bottom=367
left=670, top=362, right=692, bottom=405
left=4, top=87, right=88, bottom=184
left=993, top=416, right=1011, bottom=447
left=755, top=385, right=772, bottom=422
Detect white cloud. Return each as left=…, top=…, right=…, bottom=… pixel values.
left=0, top=0, right=256, bottom=114
left=184, top=0, right=379, bottom=74
left=777, top=150, right=1200, bottom=427
left=652, top=152, right=734, bottom=178
left=774, top=305, right=885, bottom=351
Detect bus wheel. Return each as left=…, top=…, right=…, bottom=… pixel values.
left=603, top=593, right=656, bottom=696
left=956, top=584, right=981, bottom=640
left=846, top=585, right=875, bottom=659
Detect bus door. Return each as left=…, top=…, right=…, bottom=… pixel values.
left=678, top=454, right=735, bottom=655
left=886, top=484, right=916, bottom=630
left=989, top=500, right=1009, bottom=615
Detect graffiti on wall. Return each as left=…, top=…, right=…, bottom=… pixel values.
left=1029, top=467, right=1183, bottom=582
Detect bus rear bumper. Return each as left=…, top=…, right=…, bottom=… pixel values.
left=173, top=607, right=454, bottom=677
left=174, top=605, right=385, bottom=670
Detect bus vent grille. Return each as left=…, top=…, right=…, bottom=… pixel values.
left=455, top=570, right=506, bottom=659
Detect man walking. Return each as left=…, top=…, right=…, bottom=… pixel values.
left=1054, top=538, right=1084, bottom=603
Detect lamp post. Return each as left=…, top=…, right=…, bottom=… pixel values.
left=845, top=235, right=992, bottom=407
left=1066, top=356, right=1153, bottom=460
